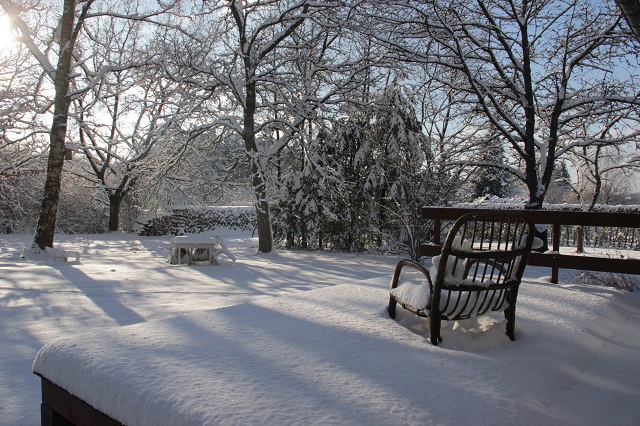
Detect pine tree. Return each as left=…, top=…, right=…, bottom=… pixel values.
left=470, top=139, right=511, bottom=199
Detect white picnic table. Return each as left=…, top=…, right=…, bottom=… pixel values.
left=169, top=235, right=236, bottom=265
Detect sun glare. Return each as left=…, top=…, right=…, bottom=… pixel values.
left=0, top=14, right=14, bottom=51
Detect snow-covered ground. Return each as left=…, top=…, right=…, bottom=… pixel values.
left=1, top=230, right=640, bottom=425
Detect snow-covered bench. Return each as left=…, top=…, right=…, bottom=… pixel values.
left=33, top=285, right=421, bottom=426
left=44, top=246, right=81, bottom=262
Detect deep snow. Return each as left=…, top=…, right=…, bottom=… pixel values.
left=2, top=229, right=640, bottom=425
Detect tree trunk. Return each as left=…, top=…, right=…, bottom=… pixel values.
left=576, top=225, right=584, bottom=253
left=33, top=111, right=70, bottom=249
left=525, top=197, right=549, bottom=252
left=244, top=81, right=273, bottom=253
left=108, top=192, right=124, bottom=232
left=253, top=184, right=273, bottom=253
left=33, top=0, right=79, bottom=250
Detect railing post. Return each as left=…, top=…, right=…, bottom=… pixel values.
left=552, top=222, right=561, bottom=284
left=551, top=256, right=559, bottom=284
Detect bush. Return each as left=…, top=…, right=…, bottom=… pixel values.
left=0, top=171, right=43, bottom=234
left=572, top=271, right=640, bottom=293
left=136, top=206, right=256, bottom=236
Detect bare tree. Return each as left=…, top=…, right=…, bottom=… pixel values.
left=1, top=0, right=180, bottom=248
left=0, top=24, right=48, bottom=181
left=367, top=0, right=640, bottom=210
left=68, top=10, right=207, bottom=232
left=415, top=77, right=480, bottom=204
left=2, top=0, right=96, bottom=248
left=74, top=70, right=200, bottom=230
left=164, top=1, right=372, bottom=253
left=568, top=143, right=640, bottom=208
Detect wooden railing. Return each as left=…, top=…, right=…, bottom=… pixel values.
left=420, top=207, right=640, bottom=284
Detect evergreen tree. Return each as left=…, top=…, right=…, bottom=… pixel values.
left=326, top=113, right=373, bottom=252
left=470, top=139, right=511, bottom=199
left=545, top=160, right=574, bottom=204
left=366, top=81, right=431, bottom=253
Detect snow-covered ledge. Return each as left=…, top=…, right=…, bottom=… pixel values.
left=34, top=284, right=407, bottom=426
left=32, top=281, right=640, bottom=426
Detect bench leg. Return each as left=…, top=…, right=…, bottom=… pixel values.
left=388, top=295, right=397, bottom=318
left=429, top=313, right=442, bottom=346
left=504, top=306, right=516, bottom=341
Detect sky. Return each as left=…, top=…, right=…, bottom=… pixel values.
left=2, top=229, right=640, bottom=425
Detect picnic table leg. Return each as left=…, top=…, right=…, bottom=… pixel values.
left=218, top=237, right=237, bottom=261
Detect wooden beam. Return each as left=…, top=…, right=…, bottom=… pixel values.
left=422, top=207, right=640, bottom=227
left=39, top=375, right=123, bottom=426
left=420, top=206, right=640, bottom=283
left=527, top=253, right=640, bottom=275
left=422, top=243, right=640, bottom=277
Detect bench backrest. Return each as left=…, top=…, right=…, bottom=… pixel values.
left=431, top=211, right=535, bottom=320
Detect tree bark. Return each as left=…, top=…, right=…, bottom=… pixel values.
left=244, top=80, right=273, bottom=253
left=525, top=202, right=549, bottom=252
left=33, top=0, right=88, bottom=249
left=108, top=192, right=124, bottom=232
left=251, top=162, right=273, bottom=253
left=576, top=225, right=584, bottom=253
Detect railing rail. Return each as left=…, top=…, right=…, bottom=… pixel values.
left=420, top=207, right=640, bottom=284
